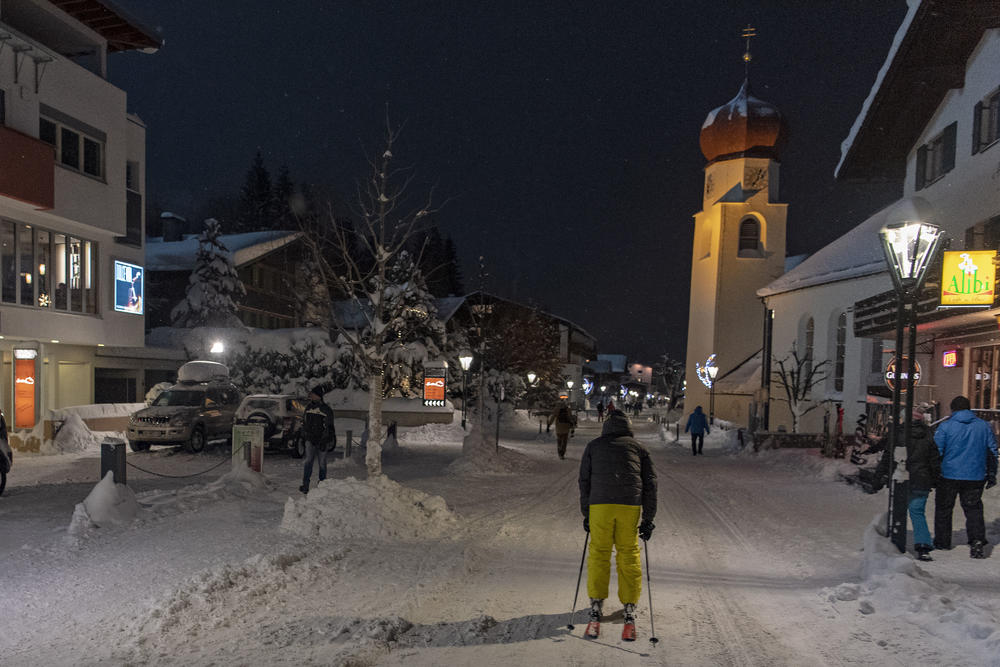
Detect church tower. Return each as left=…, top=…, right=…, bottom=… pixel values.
left=684, top=69, right=788, bottom=425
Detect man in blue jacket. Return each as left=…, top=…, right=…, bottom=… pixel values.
left=933, top=395, right=998, bottom=558
left=685, top=405, right=710, bottom=456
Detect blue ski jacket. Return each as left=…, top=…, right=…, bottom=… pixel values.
left=685, top=407, right=710, bottom=435
left=934, top=409, right=998, bottom=481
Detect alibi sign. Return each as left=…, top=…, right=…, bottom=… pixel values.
left=884, top=356, right=922, bottom=393
left=941, top=250, right=996, bottom=307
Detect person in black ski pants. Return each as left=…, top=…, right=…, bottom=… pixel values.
left=685, top=405, right=709, bottom=456
left=300, top=383, right=336, bottom=494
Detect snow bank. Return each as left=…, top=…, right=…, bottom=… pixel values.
left=820, top=513, right=1000, bottom=662
left=398, top=419, right=465, bottom=445
left=447, top=426, right=537, bottom=475
left=280, top=474, right=459, bottom=542
left=42, top=414, right=100, bottom=455
left=68, top=471, right=139, bottom=535
left=51, top=403, right=145, bottom=420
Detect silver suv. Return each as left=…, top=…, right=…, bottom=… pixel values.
left=128, top=362, right=243, bottom=453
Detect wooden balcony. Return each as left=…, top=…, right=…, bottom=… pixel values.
left=0, top=125, right=54, bottom=210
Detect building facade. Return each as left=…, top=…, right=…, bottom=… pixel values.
left=0, top=0, right=160, bottom=443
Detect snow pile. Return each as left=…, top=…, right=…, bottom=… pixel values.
left=448, top=426, right=538, bottom=475
left=398, top=418, right=465, bottom=444
left=207, top=460, right=271, bottom=496
left=136, top=461, right=274, bottom=520
left=280, top=474, right=460, bottom=542
left=820, top=514, right=1000, bottom=661
left=68, top=471, right=139, bottom=535
left=42, top=414, right=100, bottom=454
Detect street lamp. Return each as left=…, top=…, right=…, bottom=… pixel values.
left=878, top=197, right=945, bottom=554
left=707, top=365, right=719, bottom=425
left=209, top=340, right=225, bottom=355
left=459, top=351, right=474, bottom=429
left=527, top=371, right=537, bottom=385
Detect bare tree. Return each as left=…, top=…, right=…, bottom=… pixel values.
left=299, top=119, right=438, bottom=475
left=772, top=349, right=831, bottom=433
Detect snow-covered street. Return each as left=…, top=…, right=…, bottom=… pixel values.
left=5, top=414, right=1000, bottom=666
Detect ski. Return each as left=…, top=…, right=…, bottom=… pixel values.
left=622, top=622, right=636, bottom=641
left=584, top=621, right=600, bottom=639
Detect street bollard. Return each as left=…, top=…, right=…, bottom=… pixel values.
left=100, top=437, right=126, bottom=484
left=345, top=430, right=352, bottom=459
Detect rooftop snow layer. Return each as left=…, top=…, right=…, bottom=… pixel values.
left=146, top=231, right=300, bottom=271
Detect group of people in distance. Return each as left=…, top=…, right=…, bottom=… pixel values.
left=876, top=394, right=998, bottom=560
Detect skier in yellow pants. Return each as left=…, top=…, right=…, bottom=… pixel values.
left=579, top=409, right=657, bottom=640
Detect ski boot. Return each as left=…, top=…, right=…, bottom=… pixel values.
left=970, top=540, right=987, bottom=559
left=622, top=602, right=637, bottom=641
left=584, top=598, right=603, bottom=639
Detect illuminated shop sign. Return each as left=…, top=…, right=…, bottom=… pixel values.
left=884, top=356, right=922, bottom=393
left=422, top=367, right=447, bottom=407
left=582, top=378, right=594, bottom=396
left=114, top=260, right=143, bottom=314
left=942, top=350, right=959, bottom=368
left=14, top=350, right=36, bottom=428
left=941, top=251, right=996, bottom=307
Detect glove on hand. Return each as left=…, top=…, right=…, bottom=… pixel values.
left=986, top=476, right=997, bottom=490
left=583, top=516, right=590, bottom=532
left=638, top=520, right=655, bottom=541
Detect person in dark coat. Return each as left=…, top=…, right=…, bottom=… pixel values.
left=578, top=409, right=657, bottom=632
left=596, top=400, right=605, bottom=423
left=685, top=405, right=710, bottom=456
left=875, top=409, right=941, bottom=560
left=299, top=383, right=336, bottom=494
left=547, top=400, right=576, bottom=459
left=933, top=395, right=998, bottom=558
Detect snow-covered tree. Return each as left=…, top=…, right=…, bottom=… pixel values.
left=299, top=120, right=438, bottom=475
left=772, top=348, right=831, bottom=433
left=170, top=218, right=247, bottom=328
left=382, top=250, right=448, bottom=397
left=479, top=302, right=563, bottom=411
left=654, top=354, right=686, bottom=410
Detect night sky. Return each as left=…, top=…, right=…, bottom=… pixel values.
left=109, top=1, right=906, bottom=363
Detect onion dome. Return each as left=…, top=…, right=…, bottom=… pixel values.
left=699, top=79, right=787, bottom=164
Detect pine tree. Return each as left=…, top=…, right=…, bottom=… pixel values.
left=233, top=151, right=272, bottom=233
left=443, top=236, right=464, bottom=296
left=170, top=218, right=247, bottom=328
left=272, top=164, right=295, bottom=230
left=382, top=250, right=448, bottom=397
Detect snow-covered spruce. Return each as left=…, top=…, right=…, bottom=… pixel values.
left=170, top=218, right=247, bottom=328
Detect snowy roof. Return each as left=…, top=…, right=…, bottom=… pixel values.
left=784, top=254, right=809, bottom=273
left=146, top=231, right=300, bottom=272
left=757, top=203, right=893, bottom=297
left=836, top=1, right=1000, bottom=180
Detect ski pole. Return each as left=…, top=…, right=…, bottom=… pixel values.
left=644, top=539, right=659, bottom=644
left=567, top=532, right=589, bottom=629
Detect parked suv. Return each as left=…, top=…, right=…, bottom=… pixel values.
left=0, top=410, right=11, bottom=495
left=235, top=395, right=306, bottom=457
left=128, top=361, right=243, bottom=453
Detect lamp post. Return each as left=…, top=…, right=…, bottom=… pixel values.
left=566, top=379, right=574, bottom=407
left=459, top=352, right=473, bottom=430
left=707, top=365, right=719, bottom=425
left=879, top=201, right=945, bottom=554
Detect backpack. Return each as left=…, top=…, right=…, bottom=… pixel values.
left=557, top=407, right=571, bottom=424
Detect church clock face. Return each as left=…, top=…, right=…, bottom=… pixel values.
left=743, top=166, right=767, bottom=190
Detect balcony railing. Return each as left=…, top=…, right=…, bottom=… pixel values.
left=0, top=126, right=54, bottom=209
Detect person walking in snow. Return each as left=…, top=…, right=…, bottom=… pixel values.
left=933, top=395, right=998, bottom=558
left=875, top=408, right=941, bottom=561
left=578, top=409, right=657, bottom=638
left=685, top=405, right=710, bottom=456
left=299, top=383, right=336, bottom=494
left=548, top=400, right=576, bottom=459
left=596, top=400, right=605, bottom=423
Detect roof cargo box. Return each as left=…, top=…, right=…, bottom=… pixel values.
left=177, top=360, right=229, bottom=383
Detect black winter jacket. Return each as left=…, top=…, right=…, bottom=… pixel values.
left=303, top=400, right=337, bottom=451
left=579, top=412, right=657, bottom=521
left=875, top=421, right=941, bottom=491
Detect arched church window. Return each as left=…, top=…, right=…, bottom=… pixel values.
left=803, top=316, right=815, bottom=380
left=738, top=218, right=761, bottom=257
left=834, top=312, right=847, bottom=392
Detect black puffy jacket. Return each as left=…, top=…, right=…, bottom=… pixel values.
left=875, top=420, right=941, bottom=491
left=579, top=412, right=657, bottom=521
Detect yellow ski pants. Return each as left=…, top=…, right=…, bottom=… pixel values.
left=587, top=503, right=642, bottom=604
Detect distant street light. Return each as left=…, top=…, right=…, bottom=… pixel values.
left=459, top=351, right=474, bottom=429
left=210, top=340, right=224, bottom=354
left=879, top=199, right=945, bottom=553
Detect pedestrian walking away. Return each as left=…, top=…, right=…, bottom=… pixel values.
left=685, top=405, right=710, bottom=456
left=300, top=382, right=337, bottom=494
left=596, top=400, right=605, bottom=423
left=578, top=409, right=657, bottom=640
left=548, top=400, right=576, bottom=459
left=875, top=408, right=941, bottom=561
left=933, top=395, right=998, bottom=559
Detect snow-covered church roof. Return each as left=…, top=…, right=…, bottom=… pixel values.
left=757, top=203, right=894, bottom=298
left=146, top=231, right=301, bottom=272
